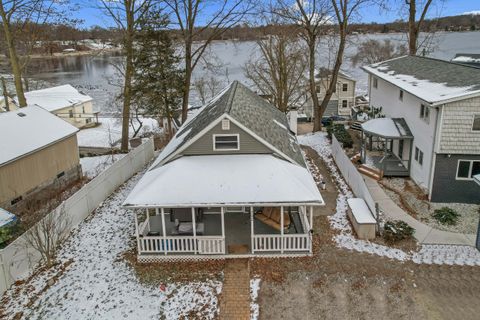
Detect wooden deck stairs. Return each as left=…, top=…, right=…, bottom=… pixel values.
left=357, top=164, right=383, bottom=180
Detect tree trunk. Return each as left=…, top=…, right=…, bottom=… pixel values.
left=408, top=0, right=417, bottom=55
left=1, top=76, right=10, bottom=111
left=317, top=24, right=347, bottom=131
left=0, top=3, right=27, bottom=107
left=120, top=2, right=135, bottom=152
left=181, top=43, right=193, bottom=123
left=308, top=36, right=321, bottom=132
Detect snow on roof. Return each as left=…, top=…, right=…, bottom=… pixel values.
left=0, top=208, right=17, bottom=228
left=363, top=56, right=480, bottom=105
left=347, top=198, right=376, bottom=224
left=124, top=154, right=324, bottom=207
left=22, top=84, right=93, bottom=112
left=361, top=118, right=412, bottom=138
left=0, top=106, right=78, bottom=166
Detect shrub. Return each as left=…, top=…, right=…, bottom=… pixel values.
left=327, top=124, right=353, bottom=148
left=432, top=207, right=459, bottom=225
left=383, top=220, right=415, bottom=243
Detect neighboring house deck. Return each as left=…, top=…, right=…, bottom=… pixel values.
left=21, top=84, right=98, bottom=129
left=363, top=55, right=480, bottom=203
left=0, top=106, right=81, bottom=211
left=123, top=81, right=325, bottom=260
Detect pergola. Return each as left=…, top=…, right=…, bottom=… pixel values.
left=361, top=118, right=413, bottom=176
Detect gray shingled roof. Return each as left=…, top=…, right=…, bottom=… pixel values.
left=155, top=81, right=305, bottom=167
left=363, top=55, right=480, bottom=104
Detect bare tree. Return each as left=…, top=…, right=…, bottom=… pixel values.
left=99, top=0, right=151, bottom=152
left=315, top=0, right=367, bottom=131
left=405, top=0, right=433, bottom=55
left=350, top=39, right=407, bottom=66
left=274, top=0, right=332, bottom=131
left=0, top=0, right=70, bottom=107
left=164, top=0, right=253, bottom=123
left=23, top=205, right=71, bottom=268
left=244, top=34, right=307, bottom=113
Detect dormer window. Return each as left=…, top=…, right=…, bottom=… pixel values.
left=221, top=118, right=230, bottom=130
left=213, top=134, right=239, bottom=151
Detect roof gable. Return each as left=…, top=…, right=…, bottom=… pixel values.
left=0, top=106, right=79, bottom=166
left=363, top=55, right=480, bottom=104
left=151, top=81, right=306, bottom=168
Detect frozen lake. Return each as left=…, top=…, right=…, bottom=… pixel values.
left=11, top=31, right=480, bottom=111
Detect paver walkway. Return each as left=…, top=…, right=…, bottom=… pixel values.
left=220, top=259, right=251, bottom=320
left=362, top=175, right=477, bottom=246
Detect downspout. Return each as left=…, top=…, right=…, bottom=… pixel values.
left=427, top=104, right=443, bottom=201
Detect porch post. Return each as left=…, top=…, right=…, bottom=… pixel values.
left=383, top=138, right=388, bottom=173
left=309, top=206, right=313, bottom=230
left=160, top=208, right=167, bottom=255
left=134, top=211, right=141, bottom=254
left=280, top=206, right=284, bottom=254
left=192, top=207, right=197, bottom=254
left=250, top=206, right=254, bottom=254
left=146, top=208, right=150, bottom=231
left=221, top=207, right=225, bottom=254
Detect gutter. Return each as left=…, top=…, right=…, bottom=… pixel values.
left=427, top=104, right=443, bottom=201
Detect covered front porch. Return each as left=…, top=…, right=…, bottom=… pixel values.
left=134, top=205, right=315, bottom=259
left=360, top=118, right=413, bottom=177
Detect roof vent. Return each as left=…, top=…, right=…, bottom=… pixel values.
left=17, top=112, right=26, bottom=117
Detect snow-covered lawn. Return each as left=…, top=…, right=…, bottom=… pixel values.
left=77, top=117, right=161, bottom=148
left=80, top=154, right=125, bottom=179
left=298, top=132, right=480, bottom=266
left=0, top=172, right=221, bottom=319
left=250, top=278, right=261, bottom=320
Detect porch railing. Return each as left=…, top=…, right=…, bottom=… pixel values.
left=138, top=236, right=225, bottom=255
left=252, top=233, right=311, bottom=253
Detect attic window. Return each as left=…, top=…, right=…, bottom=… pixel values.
left=221, top=119, right=230, bottom=130
left=213, top=134, right=239, bottom=151
left=17, top=112, right=26, bottom=117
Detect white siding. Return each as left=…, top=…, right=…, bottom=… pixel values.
left=368, top=75, right=438, bottom=190
left=439, top=96, right=480, bottom=154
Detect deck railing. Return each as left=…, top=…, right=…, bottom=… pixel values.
left=138, top=236, right=225, bottom=255
left=252, top=233, right=311, bottom=253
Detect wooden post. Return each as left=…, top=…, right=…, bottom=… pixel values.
left=309, top=206, right=313, bottom=230
left=221, top=207, right=225, bottom=254
left=192, top=207, right=197, bottom=254
left=146, top=208, right=150, bottom=231
left=160, top=208, right=167, bottom=255
left=309, top=206, right=313, bottom=254
left=280, top=206, right=284, bottom=254
left=134, top=211, right=141, bottom=254
left=250, top=206, right=254, bottom=254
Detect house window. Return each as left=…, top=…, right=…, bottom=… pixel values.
left=373, top=77, right=378, bottom=89
left=213, top=134, right=239, bottom=151
left=69, top=110, right=74, bottom=118
left=420, top=104, right=430, bottom=123
left=473, top=114, right=480, bottom=131
left=82, top=106, right=85, bottom=113
left=316, top=85, right=321, bottom=93
left=221, top=119, right=230, bottom=130
left=414, top=147, right=423, bottom=165
left=342, top=83, right=348, bottom=91
left=342, top=100, right=348, bottom=108
left=456, top=160, right=480, bottom=180
left=399, top=90, right=404, bottom=101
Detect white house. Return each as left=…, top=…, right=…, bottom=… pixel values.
left=301, top=68, right=356, bottom=119
left=123, top=81, right=325, bottom=261
left=21, top=84, right=98, bottom=129
left=362, top=55, right=480, bottom=204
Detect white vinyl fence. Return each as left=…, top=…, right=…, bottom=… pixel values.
left=0, top=139, right=155, bottom=295
left=331, top=135, right=378, bottom=216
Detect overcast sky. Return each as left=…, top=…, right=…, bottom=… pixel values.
left=72, top=1, right=480, bottom=28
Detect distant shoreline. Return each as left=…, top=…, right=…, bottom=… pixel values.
left=0, top=47, right=122, bottom=61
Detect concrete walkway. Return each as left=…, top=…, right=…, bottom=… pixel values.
left=220, top=259, right=251, bottom=320
left=363, top=175, right=477, bottom=246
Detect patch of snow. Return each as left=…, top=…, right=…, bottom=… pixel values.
left=347, top=198, right=376, bottom=224
left=299, top=132, right=480, bottom=266
left=250, top=278, right=261, bottom=320
left=452, top=55, right=480, bottom=63
left=1, top=172, right=222, bottom=319
left=80, top=154, right=125, bottom=179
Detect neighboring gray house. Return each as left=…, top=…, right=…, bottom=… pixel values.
left=123, top=81, right=324, bottom=260
left=362, top=55, right=480, bottom=204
